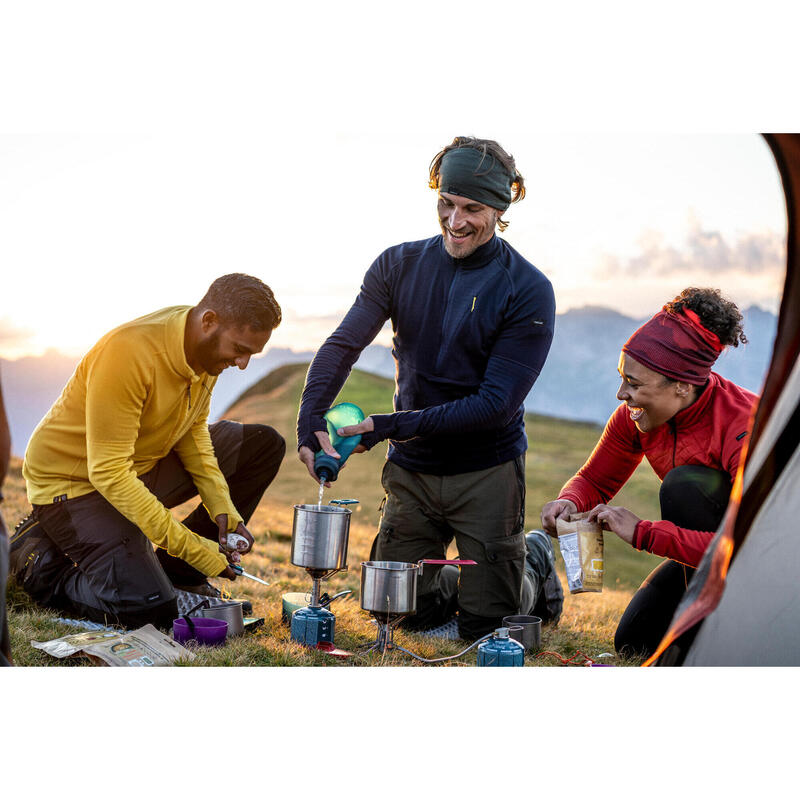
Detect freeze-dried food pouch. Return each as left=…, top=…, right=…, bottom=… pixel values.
left=556, top=512, right=604, bottom=593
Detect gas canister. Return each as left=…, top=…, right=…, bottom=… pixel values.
left=476, top=627, right=525, bottom=667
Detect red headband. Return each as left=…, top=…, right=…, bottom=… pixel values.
left=622, top=307, right=725, bottom=385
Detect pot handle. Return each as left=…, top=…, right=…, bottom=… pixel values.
left=319, top=589, right=352, bottom=608
left=417, top=558, right=477, bottom=575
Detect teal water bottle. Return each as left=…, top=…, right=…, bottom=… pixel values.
left=314, top=402, right=365, bottom=484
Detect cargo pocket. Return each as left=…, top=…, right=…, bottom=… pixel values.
left=484, top=534, right=526, bottom=566
left=470, top=533, right=526, bottom=618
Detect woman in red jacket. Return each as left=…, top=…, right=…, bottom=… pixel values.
left=541, top=287, right=758, bottom=658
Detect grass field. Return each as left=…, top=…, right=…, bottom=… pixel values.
left=3, top=364, right=666, bottom=667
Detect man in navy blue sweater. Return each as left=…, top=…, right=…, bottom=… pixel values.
left=297, top=136, right=562, bottom=640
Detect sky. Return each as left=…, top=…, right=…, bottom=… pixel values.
left=0, top=5, right=793, bottom=361
left=3, top=0, right=799, bottom=782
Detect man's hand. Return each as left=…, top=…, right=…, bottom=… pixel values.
left=218, top=564, right=239, bottom=580
left=586, top=504, right=641, bottom=545
left=299, top=419, right=374, bottom=484
left=298, top=429, right=339, bottom=485
left=336, top=416, right=375, bottom=438
left=216, top=514, right=254, bottom=561
left=540, top=498, right=578, bottom=536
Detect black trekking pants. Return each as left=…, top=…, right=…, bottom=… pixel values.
left=18, top=422, right=284, bottom=630
left=614, top=465, right=731, bottom=658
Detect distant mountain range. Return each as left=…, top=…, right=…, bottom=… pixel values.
left=0, top=305, right=777, bottom=456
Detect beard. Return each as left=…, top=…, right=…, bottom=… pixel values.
left=194, top=329, right=223, bottom=375
left=439, top=219, right=481, bottom=259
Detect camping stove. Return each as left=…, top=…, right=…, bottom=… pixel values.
left=288, top=500, right=356, bottom=647
left=358, top=559, right=476, bottom=657
left=360, top=610, right=409, bottom=654
left=290, top=568, right=338, bottom=646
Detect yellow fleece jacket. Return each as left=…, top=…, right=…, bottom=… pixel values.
left=23, top=306, right=240, bottom=578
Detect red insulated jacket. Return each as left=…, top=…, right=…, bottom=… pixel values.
left=558, top=372, right=758, bottom=567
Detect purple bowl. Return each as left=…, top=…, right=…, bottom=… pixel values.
left=173, top=617, right=228, bottom=647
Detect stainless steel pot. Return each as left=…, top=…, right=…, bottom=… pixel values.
left=360, top=559, right=477, bottom=616
left=291, top=504, right=352, bottom=571
left=199, top=601, right=245, bottom=637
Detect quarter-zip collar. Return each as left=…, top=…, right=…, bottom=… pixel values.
left=165, top=306, right=203, bottom=384
left=438, top=233, right=501, bottom=270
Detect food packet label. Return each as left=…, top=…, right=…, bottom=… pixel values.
left=557, top=513, right=604, bottom=593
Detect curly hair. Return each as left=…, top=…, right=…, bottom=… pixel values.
left=664, top=287, right=747, bottom=347
left=428, top=136, right=525, bottom=232
left=198, top=273, right=282, bottom=332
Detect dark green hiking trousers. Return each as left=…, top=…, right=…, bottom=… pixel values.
left=372, top=456, right=527, bottom=640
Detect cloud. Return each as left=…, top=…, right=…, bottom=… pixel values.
left=597, top=220, right=787, bottom=280
left=0, top=317, right=33, bottom=346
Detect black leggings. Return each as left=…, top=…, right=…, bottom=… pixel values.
left=614, top=465, right=731, bottom=659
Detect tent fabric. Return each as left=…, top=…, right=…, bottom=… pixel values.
left=683, top=410, right=800, bottom=665
left=647, top=133, right=800, bottom=667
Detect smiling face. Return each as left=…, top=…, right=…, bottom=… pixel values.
left=616, top=353, right=696, bottom=433
left=194, top=314, right=272, bottom=376
left=437, top=191, right=500, bottom=258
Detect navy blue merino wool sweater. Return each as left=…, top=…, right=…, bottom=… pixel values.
left=297, top=234, right=555, bottom=475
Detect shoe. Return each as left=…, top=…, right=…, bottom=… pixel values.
left=8, top=511, right=73, bottom=603
left=9, top=512, right=44, bottom=579
left=173, top=581, right=222, bottom=598
left=526, top=530, right=563, bottom=626
left=416, top=617, right=461, bottom=641
left=173, top=583, right=253, bottom=616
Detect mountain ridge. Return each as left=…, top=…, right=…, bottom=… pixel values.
left=1, top=304, right=777, bottom=455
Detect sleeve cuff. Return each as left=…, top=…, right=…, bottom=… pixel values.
left=297, top=416, right=328, bottom=452
left=369, top=413, right=395, bottom=441
left=631, top=519, right=652, bottom=551
left=357, top=429, right=384, bottom=451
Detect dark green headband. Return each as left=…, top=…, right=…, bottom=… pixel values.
left=438, top=147, right=514, bottom=210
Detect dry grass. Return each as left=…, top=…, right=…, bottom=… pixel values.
left=4, top=478, right=644, bottom=667
left=3, top=364, right=660, bottom=667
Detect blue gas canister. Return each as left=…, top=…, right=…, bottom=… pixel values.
left=476, top=627, right=525, bottom=667
left=290, top=605, right=336, bottom=646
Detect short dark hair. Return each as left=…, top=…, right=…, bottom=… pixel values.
left=197, top=273, right=282, bottom=331
left=428, top=136, right=525, bottom=232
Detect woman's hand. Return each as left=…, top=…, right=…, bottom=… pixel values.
left=540, top=498, right=578, bottom=536
left=586, top=504, right=641, bottom=545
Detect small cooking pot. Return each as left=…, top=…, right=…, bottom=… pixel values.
left=199, top=601, right=244, bottom=637
left=502, top=614, right=542, bottom=651
left=360, top=559, right=477, bottom=616
left=291, top=504, right=351, bottom=571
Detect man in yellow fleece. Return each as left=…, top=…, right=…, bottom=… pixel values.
left=10, top=273, right=285, bottom=629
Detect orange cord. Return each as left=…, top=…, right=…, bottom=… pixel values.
left=534, top=650, right=597, bottom=666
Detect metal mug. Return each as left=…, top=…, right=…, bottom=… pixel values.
left=502, top=614, right=542, bottom=651
left=291, top=504, right=351, bottom=571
